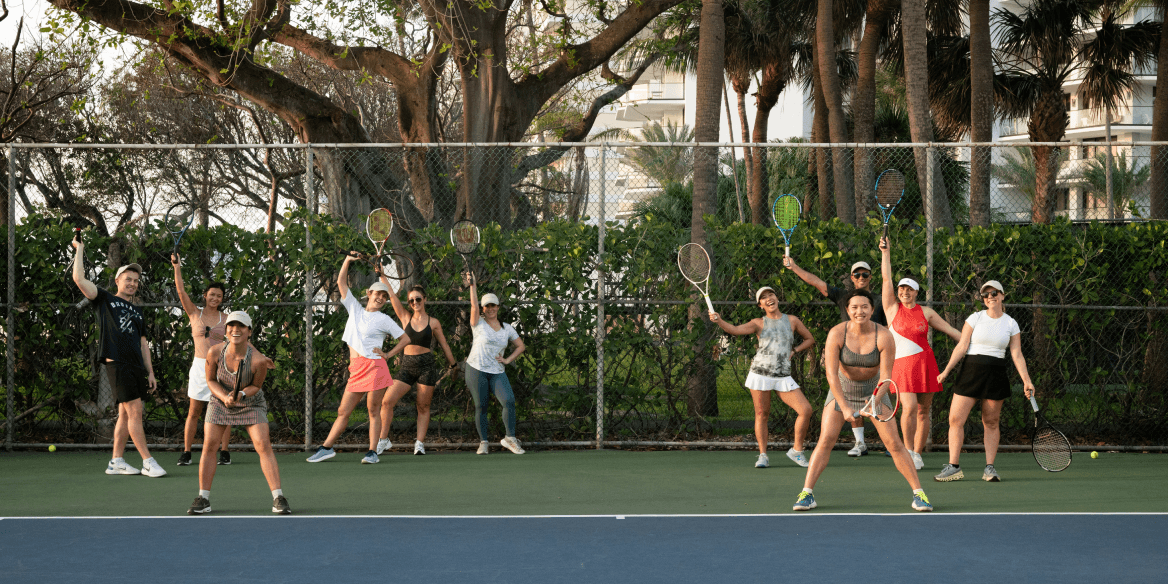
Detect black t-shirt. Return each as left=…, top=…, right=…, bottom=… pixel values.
left=827, top=286, right=887, bottom=326
left=92, top=288, right=146, bottom=369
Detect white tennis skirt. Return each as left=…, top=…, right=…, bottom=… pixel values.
left=187, top=358, right=211, bottom=401
left=744, top=373, right=800, bottom=392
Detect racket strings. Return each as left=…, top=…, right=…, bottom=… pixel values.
left=773, top=199, right=799, bottom=230
left=367, top=210, right=393, bottom=242
left=1033, top=428, right=1072, bottom=470
left=875, top=172, right=905, bottom=206
left=677, top=244, right=711, bottom=282
left=452, top=221, right=480, bottom=254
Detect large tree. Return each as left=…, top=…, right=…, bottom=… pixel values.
left=900, top=0, right=952, bottom=229
left=47, top=0, right=681, bottom=228
left=968, top=0, right=993, bottom=228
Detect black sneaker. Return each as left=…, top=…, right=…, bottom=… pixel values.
left=177, top=451, right=192, bottom=466
left=188, top=496, right=211, bottom=515
left=272, top=495, right=291, bottom=515
left=218, top=451, right=231, bottom=465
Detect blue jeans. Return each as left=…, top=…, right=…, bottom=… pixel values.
left=464, top=364, right=517, bottom=441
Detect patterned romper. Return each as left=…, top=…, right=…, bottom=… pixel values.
left=206, top=344, right=268, bottom=426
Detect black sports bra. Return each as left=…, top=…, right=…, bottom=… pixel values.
left=405, top=319, right=433, bottom=348
left=840, top=323, right=880, bottom=368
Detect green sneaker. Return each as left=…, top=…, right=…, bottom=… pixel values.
left=912, top=491, right=933, bottom=512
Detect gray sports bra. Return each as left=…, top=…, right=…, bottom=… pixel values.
left=840, top=323, right=880, bottom=368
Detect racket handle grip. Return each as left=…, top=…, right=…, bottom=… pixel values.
left=703, top=296, right=714, bottom=314
left=882, top=223, right=889, bottom=240
left=784, top=245, right=790, bottom=258
left=73, top=228, right=81, bottom=243
left=1029, top=396, right=1039, bottom=412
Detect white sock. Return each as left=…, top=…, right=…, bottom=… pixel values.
left=272, top=489, right=283, bottom=498
left=913, top=488, right=924, bottom=495
left=145, top=457, right=156, bottom=465
left=199, top=490, right=210, bottom=500
left=802, top=488, right=814, bottom=494
left=112, top=457, right=124, bottom=463
left=852, top=427, right=865, bottom=443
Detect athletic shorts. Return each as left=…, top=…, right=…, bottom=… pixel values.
left=825, top=372, right=884, bottom=414
left=187, top=357, right=212, bottom=401
left=103, top=362, right=149, bottom=404
left=345, top=355, right=393, bottom=393
left=397, top=352, right=440, bottom=386
left=207, top=391, right=268, bottom=426
left=744, top=373, right=800, bottom=392
left=951, top=354, right=1011, bottom=401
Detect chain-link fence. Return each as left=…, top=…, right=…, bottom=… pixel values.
left=2, top=142, right=1165, bottom=452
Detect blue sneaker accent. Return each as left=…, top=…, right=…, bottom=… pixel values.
left=912, top=492, right=933, bottom=512
left=306, top=446, right=336, bottom=463
left=361, top=451, right=379, bottom=464
left=793, top=490, right=816, bottom=511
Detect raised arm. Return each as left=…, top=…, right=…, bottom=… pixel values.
left=170, top=253, right=199, bottom=316
left=338, top=252, right=357, bottom=299
left=708, top=312, right=760, bottom=336
left=466, top=272, right=480, bottom=327
left=71, top=240, right=97, bottom=300
left=879, top=237, right=898, bottom=316
left=937, top=322, right=974, bottom=383
left=924, top=307, right=962, bottom=342
left=783, top=257, right=829, bottom=297
left=381, top=271, right=410, bottom=324
left=1008, top=332, right=1035, bottom=399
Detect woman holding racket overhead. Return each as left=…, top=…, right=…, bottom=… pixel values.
left=709, top=286, right=814, bottom=469
left=878, top=237, right=962, bottom=471
left=464, top=273, right=526, bottom=455
left=792, top=289, right=932, bottom=512
left=376, top=281, right=458, bottom=456
left=172, top=254, right=234, bottom=467
left=934, top=280, right=1035, bottom=483
left=306, top=252, right=408, bottom=465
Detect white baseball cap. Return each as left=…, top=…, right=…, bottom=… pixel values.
left=755, top=286, right=776, bottom=303
left=850, top=261, right=872, bottom=274
left=981, top=280, right=1005, bottom=294
left=897, top=278, right=920, bottom=291
left=115, top=263, right=142, bottom=279
left=367, top=282, right=390, bottom=295
left=225, top=310, right=252, bottom=328
left=480, top=293, right=500, bottom=306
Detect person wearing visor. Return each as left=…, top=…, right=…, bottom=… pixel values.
left=784, top=256, right=885, bottom=457
left=464, top=273, right=526, bottom=455
left=934, top=280, right=1035, bottom=483
left=187, top=311, right=287, bottom=514
left=306, top=252, right=408, bottom=464
left=71, top=238, right=166, bottom=478
left=709, top=286, right=815, bottom=468
left=879, top=237, right=962, bottom=470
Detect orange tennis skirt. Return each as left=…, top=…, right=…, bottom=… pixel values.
left=345, top=356, right=393, bottom=393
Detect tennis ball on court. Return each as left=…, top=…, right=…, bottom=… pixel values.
left=48, top=445, right=56, bottom=452
left=1091, top=451, right=1098, bottom=458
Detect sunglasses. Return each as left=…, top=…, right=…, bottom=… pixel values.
left=484, top=304, right=498, bottom=308
left=981, top=290, right=1002, bottom=299
left=408, top=298, right=425, bottom=304
left=852, top=272, right=871, bottom=279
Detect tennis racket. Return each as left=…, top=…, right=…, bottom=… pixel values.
left=874, top=169, right=905, bottom=240
left=677, top=243, right=714, bottom=313
left=451, top=220, right=481, bottom=285
left=858, top=378, right=900, bottom=422
left=366, top=208, right=394, bottom=260
left=164, top=201, right=197, bottom=256
left=772, top=194, right=800, bottom=258
left=231, top=355, right=243, bottom=403
left=1029, top=396, right=1072, bottom=472
left=379, top=251, right=416, bottom=281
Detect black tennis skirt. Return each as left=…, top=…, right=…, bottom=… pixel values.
left=951, top=354, right=1011, bottom=401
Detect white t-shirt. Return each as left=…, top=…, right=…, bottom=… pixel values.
left=965, top=311, right=1020, bottom=359
left=341, top=290, right=404, bottom=360
left=466, top=319, right=519, bottom=375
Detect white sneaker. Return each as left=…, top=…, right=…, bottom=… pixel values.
left=847, top=442, right=868, bottom=457
left=500, top=436, right=525, bottom=454
left=141, top=457, right=168, bottom=478
left=376, top=438, right=391, bottom=455
left=413, top=440, right=426, bottom=455
left=105, top=459, right=141, bottom=475
left=911, top=451, right=924, bottom=470
left=476, top=441, right=489, bottom=455
left=755, top=453, right=769, bottom=468
left=786, top=448, right=809, bottom=468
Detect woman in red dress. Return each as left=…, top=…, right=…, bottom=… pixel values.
left=879, top=236, right=962, bottom=470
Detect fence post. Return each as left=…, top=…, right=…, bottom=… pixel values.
left=596, top=145, right=606, bottom=450
left=303, top=146, right=315, bottom=450
left=6, top=146, right=14, bottom=451
left=926, top=143, right=935, bottom=327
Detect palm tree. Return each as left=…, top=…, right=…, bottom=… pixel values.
left=851, top=0, right=897, bottom=225
left=969, top=0, right=994, bottom=227
left=618, top=121, right=697, bottom=188
left=900, top=0, right=953, bottom=230
left=1080, top=151, right=1150, bottom=218
left=1152, top=1, right=1168, bottom=220
left=994, top=0, right=1158, bottom=224
left=991, top=146, right=1069, bottom=219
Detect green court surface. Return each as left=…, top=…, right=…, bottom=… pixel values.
left=2, top=449, right=1166, bottom=517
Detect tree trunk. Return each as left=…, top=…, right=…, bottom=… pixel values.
left=686, top=0, right=725, bottom=418
left=812, top=51, right=834, bottom=219
left=968, top=0, right=993, bottom=227
left=731, top=73, right=754, bottom=220
left=852, top=0, right=893, bottom=225
left=1028, top=89, right=1068, bottom=225
left=1151, top=5, right=1168, bottom=220
left=901, top=0, right=953, bottom=229
left=749, top=60, right=786, bottom=226
left=816, top=0, right=855, bottom=225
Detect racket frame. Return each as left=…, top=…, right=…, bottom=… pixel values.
left=873, top=169, right=905, bottom=240
left=366, top=208, right=394, bottom=262
left=1029, top=396, right=1073, bottom=472
left=677, top=243, right=715, bottom=313
left=450, top=220, right=481, bottom=286
left=164, top=201, right=197, bottom=256
left=771, top=194, right=801, bottom=258
left=858, top=378, right=900, bottom=422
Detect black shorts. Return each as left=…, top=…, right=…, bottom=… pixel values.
left=951, top=354, right=1011, bottom=401
left=103, top=362, right=150, bottom=404
left=397, top=352, right=439, bottom=386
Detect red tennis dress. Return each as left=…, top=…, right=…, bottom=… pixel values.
left=890, top=304, right=941, bottom=394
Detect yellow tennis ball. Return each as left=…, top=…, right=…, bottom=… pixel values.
left=48, top=445, right=56, bottom=452
left=1091, top=451, right=1098, bottom=458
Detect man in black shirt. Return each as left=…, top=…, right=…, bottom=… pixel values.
left=784, top=257, right=885, bottom=457
left=72, top=238, right=166, bottom=477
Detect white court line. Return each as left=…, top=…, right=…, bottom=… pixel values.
left=3, top=512, right=1167, bottom=520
